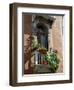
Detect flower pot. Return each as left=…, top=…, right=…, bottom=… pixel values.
left=43, top=61, right=48, bottom=65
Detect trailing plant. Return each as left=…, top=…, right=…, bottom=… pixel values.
left=43, top=52, right=60, bottom=73
left=32, top=40, right=40, bottom=50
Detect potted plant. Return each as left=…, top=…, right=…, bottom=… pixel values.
left=38, top=47, right=47, bottom=54
left=43, top=52, right=60, bottom=73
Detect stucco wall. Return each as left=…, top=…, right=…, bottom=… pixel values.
left=51, top=16, right=63, bottom=72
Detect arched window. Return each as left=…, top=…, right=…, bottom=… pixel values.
left=36, top=23, right=48, bottom=50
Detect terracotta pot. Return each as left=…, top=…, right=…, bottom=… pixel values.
left=43, top=61, right=48, bottom=65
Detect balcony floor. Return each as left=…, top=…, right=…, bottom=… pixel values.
left=33, top=64, right=52, bottom=74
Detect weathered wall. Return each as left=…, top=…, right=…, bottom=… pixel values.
left=51, top=16, right=63, bottom=72
left=24, top=15, right=33, bottom=74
